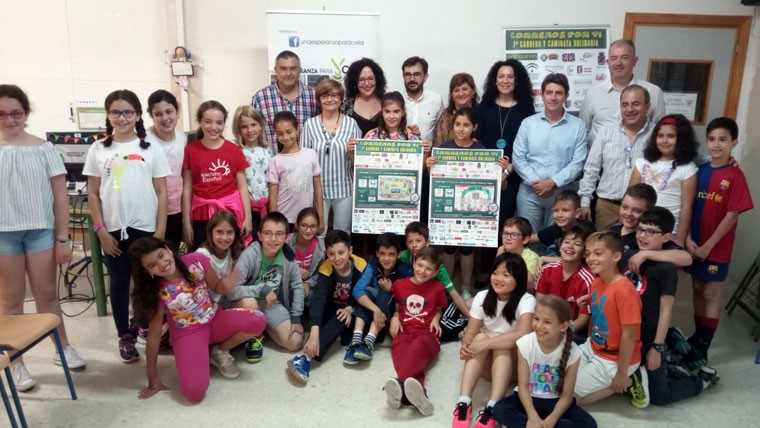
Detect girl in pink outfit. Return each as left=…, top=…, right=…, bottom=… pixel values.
left=182, top=101, right=252, bottom=249
left=129, top=236, right=266, bottom=402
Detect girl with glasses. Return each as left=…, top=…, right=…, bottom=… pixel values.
left=0, top=84, right=87, bottom=391
left=84, top=89, right=171, bottom=363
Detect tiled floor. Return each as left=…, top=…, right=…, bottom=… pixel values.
left=4, top=271, right=760, bottom=428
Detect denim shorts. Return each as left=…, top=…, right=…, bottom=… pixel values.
left=0, top=229, right=54, bottom=256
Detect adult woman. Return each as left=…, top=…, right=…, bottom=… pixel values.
left=432, top=73, right=479, bottom=147
left=302, top=79, right=361, bottom=236
left=341, top=58, right=387, bottom=136
left=478, top=59, right=536, bottom=220
left=0, top=84, right=86, bottom=391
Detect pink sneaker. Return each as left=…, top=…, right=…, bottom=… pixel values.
left=472, top=406, right=496, bottom=428
left=452, top=402, right=472, bottom=428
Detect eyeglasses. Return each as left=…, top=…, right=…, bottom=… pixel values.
left=319, top=92, right=342, bottom=100
left=261, top=231, right=287, bottom=239
left=502, top=232, right=523, bottom=239
left=403, top=72, right=424, bottom=79
left=108, top=109, right=137, bottom=119
left=636, top=227, right=663, bottom=237
left=358, top=76, right=376, bottom=84
left=299, top=224, right=318, bottom=231
left=0, top=110, right=25, bottom=120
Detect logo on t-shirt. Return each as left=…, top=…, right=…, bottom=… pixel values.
left=719, top=179, right=730, bottom=190
left=623, top=268, right=648, bottom=296
left=590, top=291, right=609, bottom=347
left=403, top=294, right=429, bottom=324
left=530, top=363, right=560, bottom=394
left=200, top=159, right=231, bottom=183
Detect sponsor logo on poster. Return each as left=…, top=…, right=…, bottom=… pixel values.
left=289, top=36, right=300, bottom=47
left=562, top=53, right=576, bottom=62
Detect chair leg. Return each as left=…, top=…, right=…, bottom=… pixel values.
left=50, top=329, right=77, bottom=400
left=4, top=367, right=26, bottom=428
left=0, top=375, right=19, bottom=428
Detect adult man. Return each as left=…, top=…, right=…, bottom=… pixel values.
left=513, top=73, right=588, bottom=232
left=401, top=56, right=443, bottom=141
left=252, top=50, right=318, bottom=155
left=578, top=85, right=653, bottom=230
left=580, top=39, right=665, bottom=144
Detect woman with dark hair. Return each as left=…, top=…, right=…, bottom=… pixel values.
left=477, top=60, right=536, bottom=282
left=341, top=57, right=387, bottom=136
left=432, top=73, right=479, bottom=147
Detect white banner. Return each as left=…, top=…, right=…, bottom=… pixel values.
left=503, top=26, right=610, bottom=113
left=266, top=10, right=380, bottom=86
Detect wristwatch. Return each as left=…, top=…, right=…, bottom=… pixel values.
left=652, top=343, right=667, bottom=353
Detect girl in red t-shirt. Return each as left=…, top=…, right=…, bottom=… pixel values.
left=182, top=101, right=251, bottom=249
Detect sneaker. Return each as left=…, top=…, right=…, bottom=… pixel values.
left=473, top=406, right=496, bottom=428
left=343, top=342, right=359, bottom=366
left=136, top=327, right=149, bottom=345
left=682, top=346, right=708, bottom=371
left=666, top=327, right=692, bottom=356
left=628, top=367, right=650, bottom=409
left=245, top=337, right=264, bottom=364
left=288, top=354, right=310, bottom=384
left=667, top=361, right=692, bottom=378
left=461, top=288, right=473, bottom=301
left=53, top=345, right=87, bottom=369
left=383, top=378, right=404, bottom=409
left=451, top=402, right=471, bottom=428
left=209, top=345, right=240, bottom=379
left=698, top=365, right=720, bottom=389
left=118, top=334, right=140, bottom=363
left=10, top=362, right=36, bottom=392
left=404, top=377, right=434, bottom=416
left=354, top=340, right=374, bottom=361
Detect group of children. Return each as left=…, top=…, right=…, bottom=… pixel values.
left=28, top=83, right=752, bottom=425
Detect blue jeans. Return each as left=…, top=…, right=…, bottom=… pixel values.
left=644, top=344, right=703, bottom=406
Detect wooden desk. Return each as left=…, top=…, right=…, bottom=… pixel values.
left=68, top=208, right=107, bottom=317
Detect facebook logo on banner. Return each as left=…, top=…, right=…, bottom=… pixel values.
left=289, top=36, right=300, bottom=47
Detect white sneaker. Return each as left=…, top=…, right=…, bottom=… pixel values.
left=53, top=345, right=87, bottom=369
left=461, top=288, right=473, bottom=300
left=10, top=362, right=36, bottom=392
left=209, top=345, right=240, bottom=379
left=404, top=377, right=434, bottom=416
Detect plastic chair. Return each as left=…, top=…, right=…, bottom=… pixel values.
left=0, top=354, right=19, bottom=428
left=0, top=314, right=78, bottom=428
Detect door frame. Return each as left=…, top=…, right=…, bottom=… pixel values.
left=623, top=13, right=751, bottom=119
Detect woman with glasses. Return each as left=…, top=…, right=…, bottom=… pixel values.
left=301, top=79, right=361, bottom=237
left=432, top=73, right=480, bottom=147
left=84, top=89, right=170, bottom=363
left=0, top=84, right=88, bottom=391
left=341, top=58, right=387, bottom=136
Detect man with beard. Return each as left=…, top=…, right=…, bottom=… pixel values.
left=579, top=85, right=653, bottom=230
left=401, top=56, right=443, bottom=142
left=580, top=40, right=665, bottom=145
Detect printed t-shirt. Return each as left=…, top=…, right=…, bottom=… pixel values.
left=392, top=277, right=448, bottom=332
left=588, top=276, right=642, bottom=365
left=518, top=332, right=581, bottom=399
left=159, top=252, right=217, bottom=328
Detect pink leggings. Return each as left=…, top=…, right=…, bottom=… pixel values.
left=170, top=308, right=266, bottom=402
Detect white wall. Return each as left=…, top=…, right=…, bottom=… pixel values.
left=4, top=0, right=760, bottom=282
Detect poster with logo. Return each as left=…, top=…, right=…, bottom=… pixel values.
left=352, top=140, right=424, bottom=235
left=503, top=26, right=610, bottom=113
left=266, top=10, right=380, bottom=86
left=428, top=149, right=503, bottom=248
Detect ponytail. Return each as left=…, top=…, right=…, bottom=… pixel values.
left=135, top=117, right=150, bottom=149
left=103, top=118, right=115, bottom=147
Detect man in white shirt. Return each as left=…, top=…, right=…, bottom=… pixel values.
left=578, top=85, right=653, bottom=230
left=401, top=56, right=443, bottom=142
left=579, top=39, right=665, bottom=145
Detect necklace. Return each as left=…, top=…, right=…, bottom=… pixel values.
left=319, top=113, right=341, bottom=155
left=496, top=104, right=513, bottom=150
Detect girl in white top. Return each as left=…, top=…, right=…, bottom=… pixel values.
left=84, top=89, right=170, bottom=363
left=195, top=210, right=243, bottom=302
left=232, top=105, right=270, bottom=234
left=145, top=90, right=187, bottom=248
left=0, top=84, right=86, bottom=391
left=630, top=114, right=698, bottom=245
left=453, top=252, right=536, bottom=428
left=492, top=295, right=597, bottom=428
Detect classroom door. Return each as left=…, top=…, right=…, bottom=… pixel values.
left=623, top=13, right=751, bottom=153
